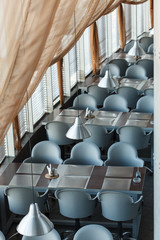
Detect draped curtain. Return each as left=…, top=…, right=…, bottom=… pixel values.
left=0, top=0, right=148, bottom=144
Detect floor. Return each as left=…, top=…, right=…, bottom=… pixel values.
left=5, top=166, right=153, bottom=240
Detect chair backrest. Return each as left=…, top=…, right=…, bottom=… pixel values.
left=109, top=59, right=128, bottom=77
left=55, top=189, right=96, bottom=219
left=0, top=231, right=5, bottom=240
left=139, top=36, right=153, bottom=52
left=144, top=88, right=154, bottom=96
left=132, top=95, right=154, bottom=113
left=73, top=224, right=113, bottom=240
left=136, top=59, right=154, bottom=78
left=72, top=94, right=98, bottom=111
left=45, top=121, right=75, bottom=145
left=31, top=140, right=63, bottom=164
left=4, top=187, right=47, bottom=215
left=147, top=43, right=154, bottom=54
left=101, top=95, right=129, bottom=112
left=104, top=142, right=144, bottom=167
left=99, top=63, right=120, bottom=78
left=22, top=229, right=61, bottom=240
left=117, top=125, right=152, bottom=150
left=125, top=65, right=148, bottom=80
left=124, top=40, right=134, bottom=53
left=87, top=85, right=110, bottom=106
left=117, top=86, right=140, bottom=109
left=63, top=142, right=103, bottom=166
left=98, top=191, right=143, bottom=222
left=84, top=124, right=114, bottom=148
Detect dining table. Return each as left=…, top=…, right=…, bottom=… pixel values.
left=0, top=162, right=146, bottom=237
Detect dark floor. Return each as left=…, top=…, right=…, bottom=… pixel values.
left=5, top=167, right=153, bottom=240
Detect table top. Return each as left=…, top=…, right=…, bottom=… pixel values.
left=43, top=109, right=154, bottom=131
left=115, top=52, right=153, bottom=64
left=79, top=76, right=154, bottom=92
left=0, top=163, right=146, bottom=195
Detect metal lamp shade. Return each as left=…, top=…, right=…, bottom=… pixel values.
left=98, top=70, right=116, bottom=89
left=17, top=203, right=54, bottom=236
left=128, top=39, right=145, bottom=58
left=66, top=116, right=91, bottom=140
left=150, top=28, right=154, bottom=35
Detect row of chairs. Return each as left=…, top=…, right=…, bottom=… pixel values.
left=124, top=36, right=153, bottom=53
left=4, top=186, right=142, bottom=240
left=99, top=59, right=153, bottom=79
left=71, top=93, right=154, bottom=112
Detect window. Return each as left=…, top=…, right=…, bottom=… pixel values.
left=83, top=27, right=92, bottom=75
left=0, top=138, right=7, bottom=164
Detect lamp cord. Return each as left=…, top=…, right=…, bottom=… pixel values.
left=74, top=10, right=80, bottom=118
left=26, top=91, right=35, bottom=204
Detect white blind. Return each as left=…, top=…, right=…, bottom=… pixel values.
left=68, top=45, right=78, bottom=87
left=31, top=75, right=47, bottom=124
left=111, top=9, right=120, bottom=52
left=124, top=4, right=132, bottom=42
left=0, top=138, right=7, bottom=163
left=83, top=27, right=92, bottom=76
left=97, top=16, right=107, bottom=63
left=18, top=105, right=28, bottom=138
left=51, top=64, right=59, bottom=101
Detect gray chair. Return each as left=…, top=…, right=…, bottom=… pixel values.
left=87, top=85, right=110, bottom=106
left=98, top=191, right=143, bottom=239
left=71, top=94, right=98, bottom=111
left=117, top=125, right=152, bottom=150
left=132, top=95, right=154, bottom=113
left=45, top=121, right=75, bottom=146
left=139, top=36, right=153, bottom=52
left=124, top=40, right=134, bottom=53
left=136, top=59, right=154, bottom=78
left=98, top=63, right=120, bottom=78
left=4, top=187, right=48, bottom=215
left=147, top=43, right=154, bottom=54
left=125, top=65, right=148, bottom=80
left=63, top=142, right=103, bottom=166
left=100, top=95, right=129, bottom=112
left=55, top=189, right=96, bottom=237
left=84, top=124, right=115, bottom=149
left=109, top=59, right=129, bottom=77
left=73, top=224, right=113, bottom=240
left=22, top=229, right=61, bottom=240
left=144, top=88, right=154, bottom=96
left=116, top=86, right=140, bottom=109
left=104, top=142, right=144, bottom=167
left=31, top=140, right=63, bottom=164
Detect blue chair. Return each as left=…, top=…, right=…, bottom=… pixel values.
left=124, top=40, right=134, bottom=53
left=132, top=95, right=154, bottom=113
left=125, top=65, right=148, bottom=80
left=31, top=140, right=63, bottom=164
left=139, top=36, right=153, bottom=52
left=87, top=85, right=110, bottom=107
left=100, top=95, right=129, bottom=112
left=98, top=63, right=120, bottom=78
left=73, top=224, right=113, bottom=240
left=147, top=43, right=154, bottom=54
left=109, top=59, right=129, bottom=77
left=71, top=94, right=98, bottom=111
left=104, top=142, right=144, bottom=167
left=136, top=59, right=153, bottom=78
left=63, top=142, right=103, bottom=166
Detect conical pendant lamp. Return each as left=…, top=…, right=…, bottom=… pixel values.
left=128, top=2, right=145, bottom=59
left=66, top=11, right=91, bottom=140
left=17, top=203, right=54, bottom=237
left=98, top=69, right=116, bottom=89
left=66, top=116, right=91, bottom=140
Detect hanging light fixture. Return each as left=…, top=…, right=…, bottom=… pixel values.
left=128, top=2, right=145, bottom=60
left=17, top=92, right=54, bottom=237
left=66, top=11, right=91, bottom=140
left=98, top=69, right=116, bottom=88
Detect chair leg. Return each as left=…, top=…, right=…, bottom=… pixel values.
left=118, top=222, right=123, bottom=239
left=75, top=218, right=80, bottom=231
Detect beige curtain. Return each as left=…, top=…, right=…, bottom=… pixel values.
left=0, top=0, right=148, bottom=144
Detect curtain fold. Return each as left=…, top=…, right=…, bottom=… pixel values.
left=90, top=23, right=100, bottom=75
left=117, top=3, right=126, bottom=50
left=150, top=0, right=153, bottom=28
left=0, top=0, right=149, bottom=144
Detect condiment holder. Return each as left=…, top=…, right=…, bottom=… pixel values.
left=133, top=167, right=141, bottom=183
left=45, top=164, right=59, bottom=179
